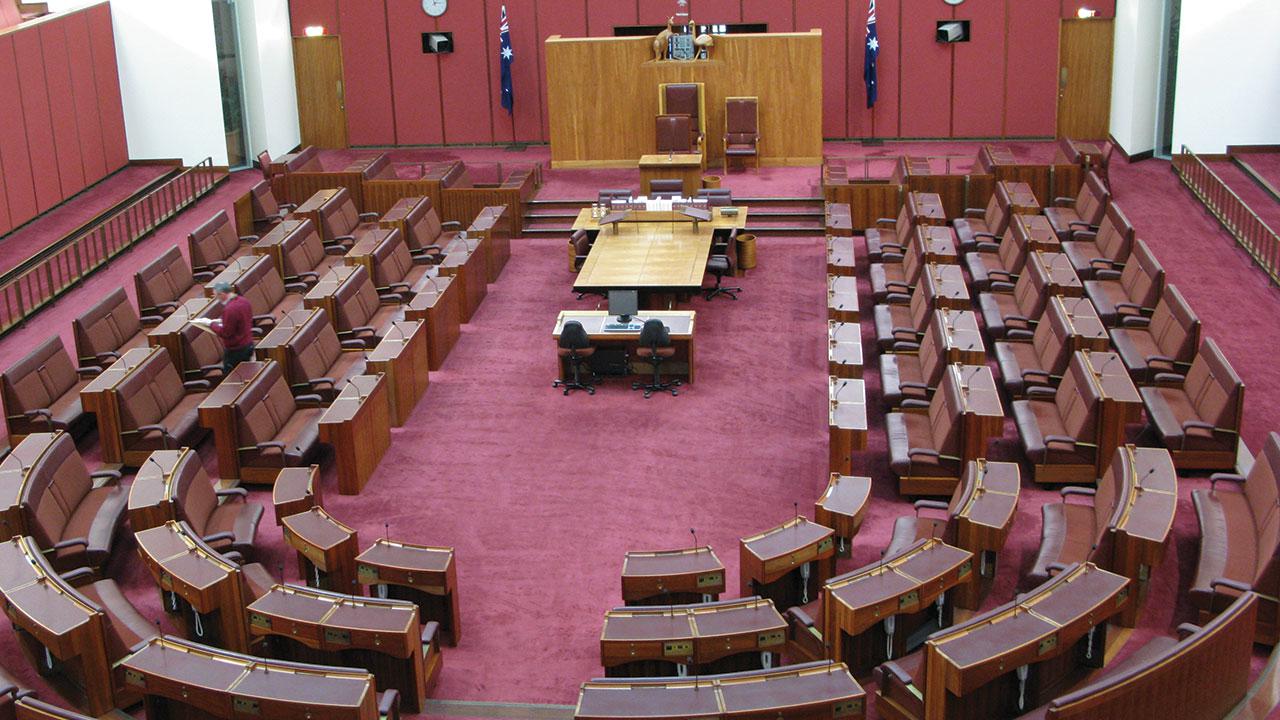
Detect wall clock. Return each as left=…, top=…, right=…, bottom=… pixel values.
left=943, top=0, right=964, bottom=5
left=422, top=0, right=448, bottom=18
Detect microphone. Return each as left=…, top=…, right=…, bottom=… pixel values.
left=1093, top=352, right=1118, bottom=378
left=385, top=522, right=390, bottom=541
left=689, top=527, right=698, bottom=549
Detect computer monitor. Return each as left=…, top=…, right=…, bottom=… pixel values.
left=608, top=290, right=639, bottom=323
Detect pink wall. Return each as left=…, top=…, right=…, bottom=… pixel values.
left=287, top=0, right=1114, bottom=147
left=0, top=3, right=130, bottom=237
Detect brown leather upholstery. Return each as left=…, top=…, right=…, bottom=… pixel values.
left=170, top=452, right=263, bottom=557
left=655, top=114, right=694, bottom=154
left=872, top=285, right=932, bottom=352
left=569, top=229, right=592, bottom=272
left=367, top=228, right=438, bottom=297
left=278, top=218, right=342, bottom=287
left=1060, top=202, right=1135, bottom=280
left=188, top=211, right=254, bottom=275
left=241, top=561, right=277, bottom=601
left=994, top=302, right=1074, bottom=398
left=72, top=288, right=152, bottom=370
left=1083, top=239, right=1164, bottom=326
left=134, top=246, right=203, bottom=316
left=886, top=379, right=963, bottom=483
left=74, top=578, right=160, bottom=659
left=233, top=362, right=323, bottom=471
left=696, top=188, right=733, bottom=206
left=865, top=205, right=911, bottom=264
left=279, top=146, right=319, bottom=174
left=2, top=337, right=97, bottom=443
left=1190, top=433, right=1280, bottom=635
left=284, top=310, right=366, bottom=400
left=872, top=642, right=926, bottom=719
left=1141, top=338, right=1243, bottom=468
left=114, top=349, right=209, bottom=454
left=22, top=432, right=126, bottom=570
left=977, top=255, right=1054, bottom=340
left=1110, top=284, right=1200, bottom=384
left=648, top=178, right=684, bottom=196
left=660, top=83, right=703, bottom=148
left=399, top=196, right=459, bottom=256
left=248, top=180, right=294, bottom=229
left=331, top=266, right=402, bottom=346
left=315, top=187, right=377, bottom=249
left=1044, top=171, right=1109, bottom=241
left=1012, top=355, right=1100, bottom=473
left=880, top=310, right=948, bottom=407
left=963, top=222, right=1029, bottom=291
left=723, top=97, right=759, bottom=167
left=1027, top=466, right=1122, bottom=586
left=952, top=184, right=1013, bottom=252
left=178, top=322, right=227, bottom=381
left=869, top=233, right=926, bottom=302
left=231, top=257, right=305, bottom=332
left=0, top=653, right=28, bottom=717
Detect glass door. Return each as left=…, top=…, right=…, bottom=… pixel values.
left=1155, top=0, right=1181, bottom=158
left=212, top=0, right=249, bottom=168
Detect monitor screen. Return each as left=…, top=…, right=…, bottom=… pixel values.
left=608, top=290, right=639, bottom=321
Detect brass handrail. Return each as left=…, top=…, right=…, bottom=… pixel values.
left=1173, top=145, right=1280, bottom=285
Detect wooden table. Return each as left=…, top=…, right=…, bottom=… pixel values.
left=936, top=309, right=985, bottom=365
left=739, top=517, right=836, bottom=612
left=1030, top=250, right=1083, bottom=296
left=342, top=228, right=398, bottom=280
left=621, top=546, right=725, bottom=606
left=951, top=364, right=1005, bottom=469
left=600, top=597, right=786, bottom=677
left=828, top=275, right=859, bottom=322
left=553, top=311, right=696, bottom=383
left=829, top=377, right=868, bottom=474
left=403, top=276, right=462, bottom=371
left=827, top=321, right=863, bottom=379
left=814, top=474, right=871, bottom=557
left=281, top=506, right=360, bottom=592
left=907, top=191, right=946, bottom=225
left=438, top=235, right=487, bottom=322
left=921, top=263, right=970, bottom=310
left=999, top=180, right=1040, bottom=215
left=950, top=460, right=1021, bottom=609
left=195, top=361, right=266, bottom=484
left=356, top=538, right=461, bottom=647
left=0, top=432, right=56, bottom=539
left=1010, top=213, right=1059, bottom=253
left=318, top=374, right=391, bottom=495
left=272, top=465, right=322, bottom=525
left=146, top=297, right=220, bottom=375
left=365, top=320, right=429, bottom=427
left=291, top=188, right=343, bottom=244
left=827, top=236, right=856, bottom=276
left=638, top=153, right=704, bottom=195
left=825, top=202, right=853, bottom=236
left=978, top=145, right=1018, bottom=173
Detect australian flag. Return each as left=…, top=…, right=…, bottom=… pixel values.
left=864, top=0, right=879, bottom=108
left=499, top=5, right=514, bottom=114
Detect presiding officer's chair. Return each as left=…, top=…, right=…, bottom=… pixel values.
left=633, top=319, right=680, bottom=399
left=553, top=321, right=595, bottom=396
left=723, top=97, right=760, bottom=170
left=655, top=115, right=695, bottom=155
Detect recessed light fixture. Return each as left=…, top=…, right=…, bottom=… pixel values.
left=304, top=25, right=325, bottom=37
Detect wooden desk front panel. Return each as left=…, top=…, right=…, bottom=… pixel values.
left=403, top=278, right=462, bottom=371
left=546, top=32, right=823, bottom=167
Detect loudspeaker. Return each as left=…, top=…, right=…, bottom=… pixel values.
left=936, top=21, right=970, bottom=43
left=422, top=32, right=453, bottom=54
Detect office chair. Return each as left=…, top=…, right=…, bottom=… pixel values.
left=632, top=319, right=680, bottom=398
left=553, top=321, right=596, bottom=395
left=704, top=234, right=741, bottom=301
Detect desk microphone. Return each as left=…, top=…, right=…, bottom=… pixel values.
left=689, top=527, right=698, bottom=549
left=1093, top=352, right=1118, bottom=379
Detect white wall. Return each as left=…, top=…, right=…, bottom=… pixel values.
left=1109, top=0, right=1163, bottom=156
left=237, top=0, right=301, bottom=161
left=110, top=0, right=228, bottom=165
left=1172, top=0, right=1280, bottom=153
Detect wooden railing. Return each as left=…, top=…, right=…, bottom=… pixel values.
left=0, top=158, right=223, bottom=336
left=1174, top=145, right=1280, bottom=285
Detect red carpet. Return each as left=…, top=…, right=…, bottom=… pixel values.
left=0, top=143, right=1275, bottom=718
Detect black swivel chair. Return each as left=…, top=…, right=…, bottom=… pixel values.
left=703, top=233, right=741, bottom=301
left=553, top=321, right=596, bottom=395
left=632, top=319, right=680, bottom=398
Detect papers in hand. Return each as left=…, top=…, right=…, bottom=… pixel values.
left=188, top=317, right=214, bottom=326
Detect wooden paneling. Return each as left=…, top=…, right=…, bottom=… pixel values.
left=0, top=34, right=36, bottom=228
left=952, top=1, right=1006, bottom=137
left=439, top=0, right=494, bottom=144
left=40, top=21, right=83, bottom=199
left=385, top=0, right=444, bottom=145
left=86, top=3, right=128, bottom=172
left=898, top=0, right=951, bottom=138
left=66, top=13, right=107, bottom=185
left=545, top=31, right=822, bottom=167
left=337, top=0, right=395, bottom=145
left=292, top=36, right=348, bottom=148
left=13, top=28, right=61, bottom=211
left=823, top=182, right=902, bottom=229
left=1057, top=18, right=1113, bottom=139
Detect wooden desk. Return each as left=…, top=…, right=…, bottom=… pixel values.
left=0, top=536, right=127, bottom=715
left=907, top=192, right=946, bottom=226
left=600, top=597, right=786, bottom=677
left=468, top=205, right=513, bottom=283
left=553, top=311, right=696, bottom=382
left=126, top=448, right=197, bottom=531
left=134, top=520, right=253, bottom=653
left=574, top=661, right=865, bottom=720
left=302, top=265, right=359, bottom=322
left=920, top=263, right=970, bottom=310
left=621, top=546, right=725, bottom=606
left=79, top=346, right=159, bottom=465
left=822, top=539, right=973, bottom=675
left=356, top=538, right=461, bottom=647
left=950, top=460, right=1021, bottom=609
left=951, top=364, right=1005, bottom=470
left=201, top=255, right=263, bottom=296
left=0, top=432, right=58, bottom=539
left=1109, top=445, right=1177, bottom=626
left=936, top=309, right=984, bottom=365
left=915, top=225, right=958, bottom=264
left=815, top=474, right=871, bottom=557
left=402, top=276, right=462, bottom=371
left=827, top=236, right=857, bottom=276
left=828, top=275, right=859, bottom=322
left=252, top=218, right=311, bottom=279
left=272, top=465, right=322, bottom=525
left=247, top=584, right=439, bottom=712
left=1049, top=296, right=1109, bottom=352
left=365, top=320, right=429, bottom=427
left=740, top=517, right=836, bottom=612
left=195, top=361, right=268, bottom=484
left=318, top=374, right=391, bottom=495
left=282, top=506, right=360, bottom=592
left=120, top=636, right=378, bottom=720
left=825, top=202, right=853, bottom=236
left=438, top=235, right=488, bottom=322
left=1030, top=251, right=1084, bottom=296
left=828, top=321, right=863, bottom=379
left=829, top=377, right=868, bottom=474
left=291, top=188, right=344, bottom=244
left=1011, top=212, right=1059, bottom=252
left=638, top=153, right=704, bottom=195
left=1079, top=350, right=1143, bottom=476
left=999, top=180, right=1040, bottom=215
left=146, top=297, right=220, bottom=375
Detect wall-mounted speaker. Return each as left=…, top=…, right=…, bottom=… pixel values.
left=422, top=32, right=453, bottom=53
left=936, top=21, right=970, bottom=43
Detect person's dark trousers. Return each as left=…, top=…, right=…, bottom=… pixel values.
left=223, top=344, right=255, bottom=373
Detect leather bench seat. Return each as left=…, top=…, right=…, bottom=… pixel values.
left=1083, top=239, right=1163, bottom=326
left=873, top=289, right=931, bottom=352
left=1012, top=357, right=1100, bottom=484
left=232, top=257, right=306, bottom=334
left=75, top=577, right=161, bottom=660
left=963, top=226, right=1027, bottom=292
left=73, top=288, right=156, bottom=370
left=178, top=322, right=229, bottom=382
left=285, top=310, right=367, bottom=400
left=1109, top=284, right=1200, bottom=384
left=1044, top=171, right=1109, bottom=241
left=248, top=180, right=295, bottom=231
left=1140, top=339, right=1242, bottom=469
left=994, top=304, right=1073, bottom=398
left=951, top=189, right=1011, bottom=253
left=169, top=452, right=263, bottom=557
left=865, top=205, right=911, bottom=263
left=134, top=246, right=205, bottom=317
left=25, top=432, right=127, bottom=571
left=115, top=350, right=209, bottom=454
left=977, top=262, right=1053, bottom=341
left=188, top=210, right=256, bottom=275
left=368, top=228, right=440, bottom=299
left=1028, top=484, right=1113, bottom=586
left=880, top=314, right=948, bottom=408
left=235, top=362, right=323, bottom=471
left=332, top=267, right=403, bottom=347
left=869, top=236, right=925, bottom=302
left=2, top=337, right=99, bottom=444
left=279, top=218, right=344, bottom=286
left=399, top=197, right=459, bottom=260
left=886, top=393, right=962, bottom=483
left=1060, top=202, right=1135, bottom=280
left=316, top=187, right=379, bottom=250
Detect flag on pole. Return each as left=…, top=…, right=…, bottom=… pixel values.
left=499, top=5, right=514, bottom=114
left=864, top=0, right=879, bottom=108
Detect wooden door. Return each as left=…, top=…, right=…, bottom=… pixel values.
left=1057, top=18, right=1114, bottom=139
left=292, top=36, right=348, bottom=148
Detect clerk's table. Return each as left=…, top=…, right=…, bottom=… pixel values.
left=638, top=153, right=704, bottom=195
left=553, top=311, right=696, bottom=382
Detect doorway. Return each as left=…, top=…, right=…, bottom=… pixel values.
left=1057, top=18, right=1115, bottom=139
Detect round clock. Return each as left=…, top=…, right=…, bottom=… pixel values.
left=422, top=0, right=448, bottom=17
left=943, top=0, right=964, bottom=5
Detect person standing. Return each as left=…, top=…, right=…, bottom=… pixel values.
left=210, top=282, right=255, bottom=372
